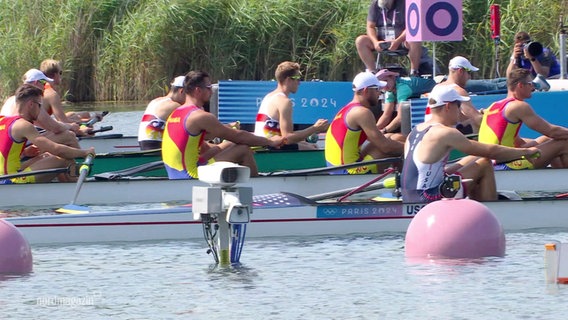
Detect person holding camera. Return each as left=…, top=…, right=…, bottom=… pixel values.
left=506, top=31, right=560, bottom=79
left=355, top=0, right=434, bottom=76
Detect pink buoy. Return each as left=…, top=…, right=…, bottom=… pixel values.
left=405, top=199, right=505, bottom=259
left=0, top=219, right=33, bottom=274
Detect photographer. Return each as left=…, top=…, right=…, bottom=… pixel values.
left=506, top=31, right=560, bottom=79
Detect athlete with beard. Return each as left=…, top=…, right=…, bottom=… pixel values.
left=324, top=71, right=404, bottom=174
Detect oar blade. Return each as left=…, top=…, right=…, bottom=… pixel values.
left=55, top=204, right=91, bottom=214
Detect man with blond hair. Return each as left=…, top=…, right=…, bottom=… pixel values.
left=40, top=59, right=105, bottom=125
left=254, top=61, right=328, bottom=150
left=162, top=71, right=285, bottom=179
left=478, top=68, right=568, bottom=170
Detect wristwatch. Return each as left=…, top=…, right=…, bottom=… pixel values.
left=530, top=58, right=536, bottom=62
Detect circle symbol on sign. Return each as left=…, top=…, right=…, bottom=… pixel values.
left=407, top=2, right=420, bottom=37
left=426, top=2, right=459, bottom=36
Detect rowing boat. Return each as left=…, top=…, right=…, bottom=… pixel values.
left=79, top=78, right=568, bottom=177
left=0, top=158, right=401, bottom=208
left=84, top=147, right=326, bottom=177
left=7, top=188, right=568, bottom=245
left=1, top=164, right=567, bottom=209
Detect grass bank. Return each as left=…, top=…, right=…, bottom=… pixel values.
left=0, top=0, right=565, bottom=101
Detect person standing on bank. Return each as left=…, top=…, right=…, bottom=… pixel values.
left=161, top=70, right=285, bottom=179
left=254, top=61, right=328, bottom=150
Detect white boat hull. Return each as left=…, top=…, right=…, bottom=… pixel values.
left=0, top=174, right=381, bottom=208
left=7, top=195, right=568, bottom=245
left=1, top=167, right=567, bottom=208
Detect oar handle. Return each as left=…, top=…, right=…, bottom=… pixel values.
left=87, top=125, right=113, bottom=135
left=80, top=154, right=95, bottom=175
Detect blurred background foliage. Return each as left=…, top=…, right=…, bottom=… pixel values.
left=0, top=0, right=565, bottom=101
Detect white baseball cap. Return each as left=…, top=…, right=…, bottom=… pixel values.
left=171, top=76, right=186, bottom=87
left=352, top=71, right=387, bottom=91
left=23, top=69, right=53, bottom=83
left=448, top=56, right=479, bottom=72
left=428, top=85, right=471, bottom=108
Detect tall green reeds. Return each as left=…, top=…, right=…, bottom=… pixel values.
left=0, top=0, right=565, bottom=101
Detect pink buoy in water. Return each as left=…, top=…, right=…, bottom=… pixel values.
left=0, top=219, right=33, bottom=274
left=405, top=199, right=505, bottom=259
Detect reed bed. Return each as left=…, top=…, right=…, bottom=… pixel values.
left=0, top=0, right=565, bottom=101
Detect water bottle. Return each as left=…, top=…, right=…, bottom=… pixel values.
left=306, top=133, right=319, bottom=143
left=544, top=242, right=560, bottom=284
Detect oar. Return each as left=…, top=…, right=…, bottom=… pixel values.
left=82, top=111, right=109, bottom=127
left=87, top=125, right=113, bottom=135
left=93, top=160, right=164, bottom=180
left=264, top=157, right=402, bottom=176
left=306, top=177, right=396, bottom=201
left=0, top=167, right=69, bottom=180
left=55, top=154, right=95, bottom=214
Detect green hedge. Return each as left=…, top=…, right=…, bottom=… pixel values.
left=0, top=0, right=564, bottom=101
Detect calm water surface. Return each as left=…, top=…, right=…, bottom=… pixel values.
left=2, top=231, right=568, bottom=319
left=68, top=101, right=145, bottom=136
left=4, top=102, right=568, bottom=319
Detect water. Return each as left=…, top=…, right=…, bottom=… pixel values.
left=4, top=103, right=568, bottom=318
left=68, top=101, right=145, bottom=136
left=2, top=231, right=568, bottom=319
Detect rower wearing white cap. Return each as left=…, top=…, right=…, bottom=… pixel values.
left=1, top=69, right=86, bottom=154
left=325, top=71, right=404, bottom=174
left=138, top=75, right=187, bottom=150
left=425, top=56, right=483, bottom=134
left=401, top=85, right=540, bottom=203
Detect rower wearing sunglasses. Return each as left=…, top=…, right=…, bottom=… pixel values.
left=325, top=71, right=404, bottom=174
left=254, top=61, right=329, bottom=150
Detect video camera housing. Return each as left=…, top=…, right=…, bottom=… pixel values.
left=521, top=41, right=543, bottom=59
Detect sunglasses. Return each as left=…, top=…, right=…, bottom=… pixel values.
left=38, top=79, right=48, bottom=85
left=289, top=75, right=302, bottom=80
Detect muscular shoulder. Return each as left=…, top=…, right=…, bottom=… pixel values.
left=156, top=100, right=180, bottom=119
left=11, top=118, right=36, bottom=141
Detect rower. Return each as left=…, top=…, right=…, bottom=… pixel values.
left=401, top=85, right=540, bottom=203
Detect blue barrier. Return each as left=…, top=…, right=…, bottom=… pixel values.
left=217, top=80, right=353, bottom=126
left=217, top=80, right=568, bottom=140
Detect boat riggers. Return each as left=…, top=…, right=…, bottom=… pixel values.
left=192, top=162, right=253, bottom=265
left=93, top=160, right=164, bottom=180
left=0, top=167, right=69, bottom=181
left=264, top=157, right=403, bottom=176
